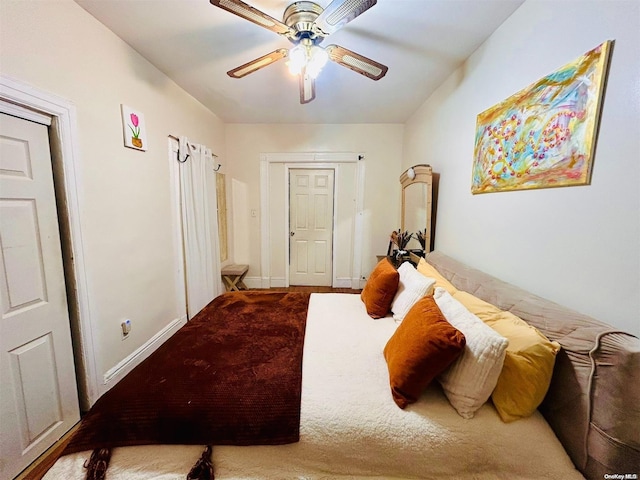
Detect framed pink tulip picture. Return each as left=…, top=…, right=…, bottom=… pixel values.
left=121, top=105, right=147, bottom=151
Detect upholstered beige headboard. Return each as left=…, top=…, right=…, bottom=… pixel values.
left=425, top=251, right=640, bottom=480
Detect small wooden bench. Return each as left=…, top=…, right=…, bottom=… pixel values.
left=221, top=264, right=249, bottom=292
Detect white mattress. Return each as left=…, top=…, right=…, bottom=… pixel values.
left=44, top=293, right=584, bottom=479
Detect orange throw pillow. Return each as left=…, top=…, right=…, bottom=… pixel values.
left=361, top=258, right=400, bottom=318
left=384, top=296, right=466, bottom=409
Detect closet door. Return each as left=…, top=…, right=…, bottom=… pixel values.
left=0, top=112, right=80, bottom=479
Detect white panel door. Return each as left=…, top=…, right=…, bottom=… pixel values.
left=289, top=169, right=334, bottom=286
left=0, top=113, right=80, bottom=479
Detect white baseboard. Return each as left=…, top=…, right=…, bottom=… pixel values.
left=333, top=277, right=352, bottom=288
left=244, top=276, right=363, bottom=289
left=269, top=277, right=286, bottom=288
left=102, top=315, right=187, bottom=389
left=238, top=276, right=285, bottom=289
left=334, top=277, right=363, bottom=289
left=243, top=276, right=263, bottom=289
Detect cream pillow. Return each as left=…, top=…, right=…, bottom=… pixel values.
left=434, top=287, right=508, bottom=419
left=390, top=262, right=436, bottom=322
left=453, top=290, right=561, bottom=422
left=417, top=258, right=458, bottom=294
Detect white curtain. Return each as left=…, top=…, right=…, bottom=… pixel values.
left=179, top=136, right=223, bottom=319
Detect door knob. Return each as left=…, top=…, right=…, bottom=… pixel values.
left=290, top=231, right=295, bottom=236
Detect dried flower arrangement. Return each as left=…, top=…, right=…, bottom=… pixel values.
left=390, top=229, right=413, bottom=251
left=416, top=229, right=427, bottom=250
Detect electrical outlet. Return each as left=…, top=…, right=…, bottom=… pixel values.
left=121, top=319, right=131, bottom=340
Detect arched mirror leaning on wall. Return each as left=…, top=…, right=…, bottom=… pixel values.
left=400, top=164, right=433, bottom=255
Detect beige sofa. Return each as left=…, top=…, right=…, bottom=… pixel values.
left=426, top=251, right=639, bottom=479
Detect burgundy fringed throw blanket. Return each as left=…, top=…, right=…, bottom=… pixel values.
left=63, top=291, right=310, bottom=480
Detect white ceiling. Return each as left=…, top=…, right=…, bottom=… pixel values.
left=74, top=0, right=524, bottom=124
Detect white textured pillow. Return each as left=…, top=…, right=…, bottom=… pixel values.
left=391, top=262, right=436, bottom=322
left=434, top=287, right=508, bottom=419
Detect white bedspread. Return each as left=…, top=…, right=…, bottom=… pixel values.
left=44, top=293, right=584, bottom=479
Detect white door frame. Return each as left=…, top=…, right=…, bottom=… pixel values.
left=260, top=152, right=365, bottom=289
left=286, top=165, right=336, bottom=287
left=0, top=75, right=98, bottom=409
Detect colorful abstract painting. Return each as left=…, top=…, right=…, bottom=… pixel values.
left=471, top=41, right=611, bottom=194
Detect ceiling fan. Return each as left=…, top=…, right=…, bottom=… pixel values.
left=210, top=0, right=388, bottom=103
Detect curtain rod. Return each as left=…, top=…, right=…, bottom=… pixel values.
left=168, top=134, right=219, bottom=158
left=169, top=134, right=221, bottom=171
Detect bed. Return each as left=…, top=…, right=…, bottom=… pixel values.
left=43, top=251, right=639, bottom=480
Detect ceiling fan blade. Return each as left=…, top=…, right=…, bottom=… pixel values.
left=313, top=0, right=377, bottom=35
left=227, top=49, right=288, bottom=78
left=299, top=69, right=316, bottom=104
left=326, top=44, right=388, bottom=80
left=211, top=0, right=295, bottom=37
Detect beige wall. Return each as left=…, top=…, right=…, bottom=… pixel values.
left=0, top=0, right=226, bottom=401
left=403, top=0, right=640, bottom=335
left=225, top=124, right=404, bottom=284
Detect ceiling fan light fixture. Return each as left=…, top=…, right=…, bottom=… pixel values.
left=287, top=43, right=328, bottom=79
left=287, top=44, right=307, bottom=75
left=306, top=46, right=328, bottom=78
left=212, top=0, right=387, bottom=102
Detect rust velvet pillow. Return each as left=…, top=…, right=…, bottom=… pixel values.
left=383, top=296, right=466, bottom=409
left=361, top=258, right=400, bottom=318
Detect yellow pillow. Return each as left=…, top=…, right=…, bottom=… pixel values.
left=453, top=290, right=561, bottom=422
left=417, top=258, right=458, bottom=294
